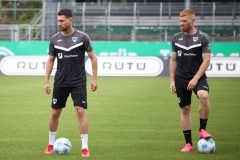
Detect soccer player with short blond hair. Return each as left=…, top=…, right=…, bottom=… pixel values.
left=169, top=9, right=212, bottom=152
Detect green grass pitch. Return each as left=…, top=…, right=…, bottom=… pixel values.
left=0, top=76, right=240, bottom=160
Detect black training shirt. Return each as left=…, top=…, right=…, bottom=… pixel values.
left=49, top=29, right=93, bottom=87
left=172, top=30, right=211, bottom=79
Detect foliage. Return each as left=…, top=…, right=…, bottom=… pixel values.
left=0, top=1, right=41, bottom=24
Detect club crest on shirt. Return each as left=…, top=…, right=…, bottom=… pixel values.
left=193, top=37, right=198, bottom=42
left=72, top=37, right=78, bottom=42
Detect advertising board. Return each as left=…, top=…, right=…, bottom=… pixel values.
left=0, top=42, right=239, bottom=77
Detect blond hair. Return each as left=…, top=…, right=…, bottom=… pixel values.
left=179, top=9, right=195, bottom=18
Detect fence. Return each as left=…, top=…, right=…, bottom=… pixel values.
left=0, top=1, right=239, bottom=41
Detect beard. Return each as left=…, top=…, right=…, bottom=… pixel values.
left=59, top=25, right=70, bottom=31
left=181, top=28, right=188, bottom=32
left=181, top=26, right=189, bottom=32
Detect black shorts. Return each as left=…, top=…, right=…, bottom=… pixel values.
left=175, top=76, right=209, bottom=108
left=51, top=86, right=87, bottom=109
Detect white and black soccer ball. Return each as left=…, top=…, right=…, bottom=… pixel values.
left=54, top=138, right=72, bottom=154
left=197, top=138, right=216, bottom=154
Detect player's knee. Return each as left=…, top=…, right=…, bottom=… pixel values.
left=51, top=110, right=61, bottom=119
left=181, top=105, right=191, bottom=115
left=199, top=92, right=209, bottom=102
left=76, top=107, right=85, bottom=118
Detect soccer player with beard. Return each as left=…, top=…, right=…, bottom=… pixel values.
left=169, top=9, right=212, bottom=152
left=44, top=8, right=98, bottom=157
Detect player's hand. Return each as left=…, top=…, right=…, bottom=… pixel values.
left=44, top=82, right=51, bottom=95
left=170, top=81, right=176, bottom=94
left=187, top=78, right=198, bottom=91
left=91, top=80, right=98, bottom=92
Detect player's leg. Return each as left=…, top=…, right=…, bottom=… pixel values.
left=75, top=106, right=90, bottom=157
left=75, top=106, right=88, bottom=138
left=197, top=90, right=211, bottom=138
left=181, top=105, right=192, bottom=131
left=49, top=108, right=62, bottom=139
left=71, top=86, right=90, bottom=157
left=45, top=87, right=69, bottom=154
left=180, top=104, right=194, bottom=152
left=198, top=90, right=210, bottom=119
left=175, top=77, right=194, bottom=152
left=45, top=108, right=62, bottom=154
left=195, top=78, right=211, bottom=139
left=181, top=104, right=192, bottom=142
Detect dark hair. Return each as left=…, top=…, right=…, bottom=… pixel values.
left=58, top=8, right=73, bottom=18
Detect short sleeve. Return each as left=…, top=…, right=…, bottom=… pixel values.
left=48, top=40, right=56, bottom=56
left=202, top=34, right=211, bottom=53
left=83, top=34, right=93, bottom=52
left=172, top=36, right=177, bottom=52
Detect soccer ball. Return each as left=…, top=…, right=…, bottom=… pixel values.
left=197, top=138, right=216, bottom=154
left=53, top=138, right=72, bottom=154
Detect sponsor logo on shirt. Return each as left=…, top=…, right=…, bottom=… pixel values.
left=57, top=53, right=79, bottom=59
left=179, top=38, right=183, bottom=40
left=183, top=53, right=197, bottom=56
left=178, top=50, right=182, bottom=56
left=58, top=53, right=63, bottom=59
left=57, top=39, right=62, bottom=42
left=64, top=54, right=78, bottom=58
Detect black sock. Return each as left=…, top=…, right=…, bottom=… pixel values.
left=199, top=118, right=208, bottom=132
left=183, top=130, right=192, bottom=146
